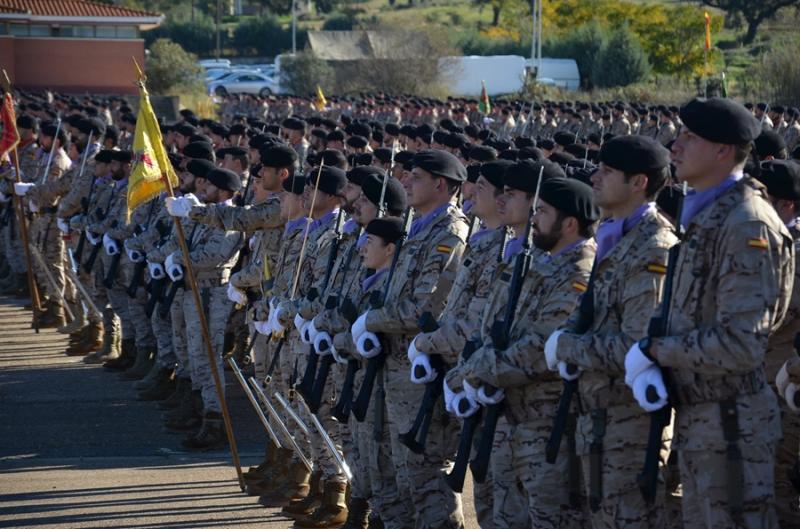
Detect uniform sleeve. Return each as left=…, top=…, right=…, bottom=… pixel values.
left=657, top=221, right=794, bottom=375
left=172, top=228, right=243, bottom=269
left=188, top=201, right=283, bottom=232
left=366, top=232, right=465, bottom=337
left=463, top=272, right=586, bottom=388
left=557, top=246, right=669, bottom=374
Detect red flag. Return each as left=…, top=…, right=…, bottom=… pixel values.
left=0, top=93, right=19, bottom=160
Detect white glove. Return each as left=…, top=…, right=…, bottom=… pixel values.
left=331, top=347, right=349, bottom=365
left=463, top=379, right=479, bottom=403
left=28, top=200, right=39, bottom=212
left=786, top=383, right=800, bottom=413
left=356, top=331, right=382, bottom=358
left=351, top=312, right=369, bottom=341
left=248, top=234, right=257, bottom=250
left=227, top=283, right=247, bottom=305
left=624, top=342, right=655, bottom=388
left=57, top=218, right=69, bottom=233
left=165, top=194, right=200, bottom=217
left=443, top=378, right=458, bottom=414
left=14, top=182, right=34, bottom=196
left=254, top=319, right=272, bottom=335
left=85, top=229, right=101, bottom=246
left=558, top=361, right=581, bottom=381
left=776, top=362, right=791, bottom=398
left=165, top=254, right=183, bottom=281
left=632, top=366, right=668, bottom=412
left=407, top=335, right=424, bottom=362
left=477, top=385, right=505, bottom=405
left=410, top=353, right=437, bottom=384
left=126, top=247, right=144, bottom=263
left=544, top=330, right=563, bottom=371
left=102, top=234, right=120, bottom=256
left=0, top=192, right=9, bottom=203
left=314, top=331, right=334, bottom=355
left=272, top=302, right=287, bottom=334
left=453, top=391, right=480, bottom=418
left=147, top=261, right=165, bottom=280
left=183, top=193, right=201, bottom=208
left=304, top=318, right=320, bottom=345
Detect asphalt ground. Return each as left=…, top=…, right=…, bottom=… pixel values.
left=0, top=295, right=479, bottom=529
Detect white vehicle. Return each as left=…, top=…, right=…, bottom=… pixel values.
left=198, top=59, right=232, bottom=69
left=208, top=71, right=279, bottom=97
left=204, top=68, right=232, bottom=82
left=525, top=58, right=580, bottom=91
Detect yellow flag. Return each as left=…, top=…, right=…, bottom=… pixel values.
left=127, top=61, right=179, bottom=221
left=314, top=85, right=327, bottom=111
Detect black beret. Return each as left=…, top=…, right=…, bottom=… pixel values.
left=260, top=145, right=297, bottom=168
left=468, top=145, right=498, bottom=162
left=40, top=122, right=66, bottom=143
left=224, top=146, right=248, bottom=157
left=311, top=128, right=328, bottom=140
left=373, top=147, right=393, bottom=164
left=183, top=141, right=215, bottom=161
left=538, top=139, right=556, bottom=151
left=168, top=152, right=183, bottom=171
left=307, top=166, right=346, bottom=196
left=16, top=114, right=37, bottom=130
left=187, top=159, right=216, bottom=179
left=229, top=124, right=247, bottom=136
left=385, top=123, right=400, bottom=136
left=110, top=150, right=132, bottom=163
left=209, top=123, right=230, bottom=137
left=480, top=160, right=514, bottom=189
left=347, top=135, right=369, bottom=149
left=206, top=168, right=241, bottom=193
left=679, top=97, right=761, bottom=145
left=754, top=130, right=787, bottom=158
left=104, top=124, right=120, bottom=142
left=249, top=133, right=271, bottom=149
left=757, top=160, right=800, bottom=200
left=361, top=173, right=407, bottom=213
left=347, top=165, right=384, bottom=186
left=77, top=117, right=106, bottom=136
left=348, top=122, right=372, bottom=138
left=563, top=143, right=589, bottom=159
left=514, top=137, right=535, bottom=149
left=412, top=149, right=466, bottom=182
left=94, top=149, right=114, bottom=164
left=326, top=130, right=345, bottom=142
left=283, top=175, right=306, bottom=195
left=498, top=149, right=519, bottom=161
left=466, top=164, right=482, bottom=183
left=282, top=117, right=306, bottom=131
left=190, top=133, right=213, bottom=145
left=600, top=136, right=670, bottom=174
left=366, top=216, right=405, bottom=244
left=394, top=151, right=414, bottom=165
left=504, top=159, right=565, bottom=193
left=354, top=152, right=374, bottom=166
left=316, top=149, right=347, bottom=169
left=518, top=147, right=544, bottom=161
left=553, top=132, right=576, bottom=147
left=539, top=177, right=600, bottom=223
left=174, top=123, right=197, bottom=137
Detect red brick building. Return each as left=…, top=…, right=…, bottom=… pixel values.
left=0, top=0, right=163, bottom=94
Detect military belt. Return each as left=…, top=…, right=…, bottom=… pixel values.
left=672, top=369, right=765, bottom=407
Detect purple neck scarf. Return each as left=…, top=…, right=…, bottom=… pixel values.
left=309, top=208, right=339, bottom=234
left=680, top=173, right=742, bottom=227
left=503, top=235, right=525, bottom=263
left=284, top=216, right=309, bottom=236
left=595, top=202, right=655, bottom=262
left=462, top=199, right=473, bottom=215
left=343, top=218, right=359, bottom=235
left=408, top=203, right=450, bottom=240
left=356, top=230, right=369, bottom=249
left=468, top=226, right=493, bottom=246
left=361, top=267, right=388, bottom=293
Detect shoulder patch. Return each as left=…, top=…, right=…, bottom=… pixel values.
left=747, top=237, right=768, bottom=250
left=646, top=263, right=667, bottom=275
left=571, top=281, right=588, bottom=293
left=437, top=244, right=453, bottom=254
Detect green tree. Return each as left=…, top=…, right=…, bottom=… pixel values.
left=701, top=0, right=799, bottom=44
left=322, top=12, right=356, bottom=30
left=592, top=24, right=650, bottom=88
left=144, top=17, right=217, bottom=55
left=280, top=51, right=335, bottom=95
left=145, top=39, right=204, bottom=94
left=543, top=21, right=606, bottom=88
left=232, top=15, right=292, bottom=56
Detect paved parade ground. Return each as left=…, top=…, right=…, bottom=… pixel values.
left=0, top=295, right=479, bottom=529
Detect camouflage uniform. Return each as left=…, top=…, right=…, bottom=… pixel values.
left=609, top=117, right=632, bottom=137
left=465, top=240, right=596, bottom=528
left=556, top=208, right=678, bottom=529
left=654, top=177, right=794, bottom=529
left=3, top=140, right=38, bottom=275
left=364, top=203, right=469, bottom=529
left=656, top=122, right=677, bottom=146
left=765, top=223, right=800, bottom=526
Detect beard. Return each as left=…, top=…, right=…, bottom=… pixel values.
left=533, top=225, right=562, bottom=253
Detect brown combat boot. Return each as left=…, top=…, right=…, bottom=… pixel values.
left=120, top=347, right=155, bottom=380
left=243, top=444, right=280, bottom=485
left=282, top=472, right=324, bottom=518
left=181, top=411, right=226, bottom=451
left=294, top=481, right=349, bottom=528
left=137, top=367, right=175, bottom=401
left=103, top=338, right=136, bottom=371
left=259, top=463, right=313, bottom=507
left=78, top=321, right=109, bottom=362
left=158, top=377, right=190, bottom=410
left=245, top=447, right=292, bottom=493
left=340, top=498, right=370, bottom=529
left=164, top=390, right=202, bottom=431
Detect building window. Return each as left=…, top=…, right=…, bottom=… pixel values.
left=116, top=26, right=137, bottom=39
left=9, top=24, right=28, bottom=36
left=95, top=26, right=116, bottom=38
left=29, top=25, right=50, bottom=37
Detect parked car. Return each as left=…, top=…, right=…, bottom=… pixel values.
left=207, top=71, right=279, bottom=97
left=198, top=59, right=231, bottom=69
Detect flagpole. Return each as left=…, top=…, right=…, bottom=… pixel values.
left=132, top=59, right=245, bottom=491
left=1, top=71, right=42, bottom=332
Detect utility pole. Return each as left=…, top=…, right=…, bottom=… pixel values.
left=292, top=0, right=297, bottom=55
left=215, top=0, right=222, bottom=59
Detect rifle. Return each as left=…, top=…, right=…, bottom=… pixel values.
left=466, top=171, right=542, bottom=486
left=82, top=174, right=118, bottom=274
left=351, top=206, right=414, bottom=422
left=443, top=338, right=481, bottom=493
left=637, top=182, right=687, bottom=504
left=40, top=118, right=62, bottom=186
left=158, top=221, right=200, bottom=318
left=296, top=208, right=346, bottom=406
left=125, top=201, right=161, bottom=298
left=102, top=220, right=122, bottom=289
left=71, top=131, right=96, bottom=266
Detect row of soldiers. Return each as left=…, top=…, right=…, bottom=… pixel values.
left=2, top=90, right=800, bottom=529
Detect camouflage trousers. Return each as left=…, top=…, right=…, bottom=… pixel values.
left=492, top=417, right=581, bottom=529
left=183, top=284, right=228, bottom=413
left=576, top=405, right=668, bottom=529
left=151, top=297, right=175, bottom=369
left=99, top=252, right=132, bottom=341
left=170, top=288, right=190, bottom=379
left=30, top=214, right=69, bottom=306
left=123, top=265, right=156, bottom=351
left=346, top=366, right=372, bottom=500
left=775, top=399, right=800, bottom=527
left=385, top=351, right=465, bottom=529
left=3, top=213, right=25, bottom=274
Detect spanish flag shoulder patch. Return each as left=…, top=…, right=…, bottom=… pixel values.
left=572, top=281, right=588, bottom=293
left=437, top=244, right=453, bottom=254
left=646, top=263, right=668, bottom=275
left=747, top=237, right=769, bottom=250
